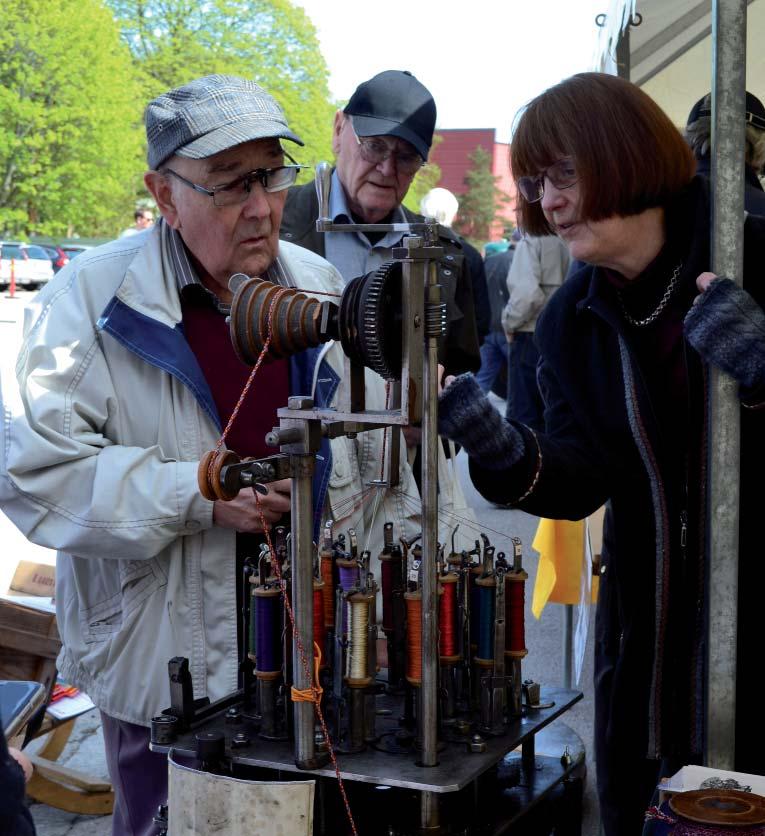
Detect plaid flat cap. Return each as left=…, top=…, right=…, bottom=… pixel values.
left=145, top=74, right=303, bottom=170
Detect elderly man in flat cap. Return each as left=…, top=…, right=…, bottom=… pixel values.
left=0, top=74, right=421, bottom=835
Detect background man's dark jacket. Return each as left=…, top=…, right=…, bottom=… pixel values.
left=281, top=180, right=481, bottom=376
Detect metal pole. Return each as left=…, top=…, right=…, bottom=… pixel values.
left=562, top=605, right=573, bottom=690
left=420, top=249, right=440, bottom=770
left=707, top=0, right=746, bottom=770
left=292, top=452, right=317, bottom=769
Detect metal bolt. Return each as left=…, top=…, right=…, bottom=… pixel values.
left=231, top=731, right=250, bottom=748
left=225, top=708, right=241, bottom=724
left=413, top=315, right=421, bottom=328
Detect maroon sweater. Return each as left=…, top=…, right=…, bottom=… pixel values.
left=181, top=295, right=288, bottom=458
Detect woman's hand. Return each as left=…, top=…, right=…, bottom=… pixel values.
left=684, top=277, right=765, bottom=390
left=213, top=479, right=291, bottom=532
left=695, top=271, right=718, bottom=294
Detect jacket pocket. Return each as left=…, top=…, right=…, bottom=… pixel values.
left=80, top=558, right=167, bottom=644
left=328, top=437, right=356, bottom=489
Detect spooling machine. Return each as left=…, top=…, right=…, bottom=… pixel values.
left=149, top=163, right=585, bottom=835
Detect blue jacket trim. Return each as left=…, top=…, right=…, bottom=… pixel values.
left=290, top=348, right=340, bottom=541
left=97, top=297, right=221, bottom=429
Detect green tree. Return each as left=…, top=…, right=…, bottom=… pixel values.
left=0, top=0, right=145, bottom=238
left=454, top=146, right=510, bottom=243
left=402, top=134, right=442, bottom=215
left=108, top=0, right=336, bottom=170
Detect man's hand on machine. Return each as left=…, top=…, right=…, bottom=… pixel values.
left=212, top=479, right=292, bottom=532
left=438, top=373, right=527, bottom=470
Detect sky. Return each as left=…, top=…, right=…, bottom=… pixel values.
left=294, top=0, right=612, bottom=143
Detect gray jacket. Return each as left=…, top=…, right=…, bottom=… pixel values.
left=502, top=235, right=570, bottom=335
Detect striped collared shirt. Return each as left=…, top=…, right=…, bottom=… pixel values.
left=162, top=218, right=296, bottom=315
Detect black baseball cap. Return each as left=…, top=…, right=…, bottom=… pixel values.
left=686, top=91, right=765, bottom=132
left=343, top=70, right=437, bottom=160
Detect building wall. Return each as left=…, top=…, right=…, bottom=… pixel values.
left=430, top=128, right=516, bottom=241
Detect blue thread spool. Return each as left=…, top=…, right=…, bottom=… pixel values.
left=337, top=558, right=359, bottom=635
left=469, top=564, right=482, bottom=649
left=475, top=578, right=496, bottom=664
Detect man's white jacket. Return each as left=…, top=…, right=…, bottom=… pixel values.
left=0, top=227, right=423, bottom=725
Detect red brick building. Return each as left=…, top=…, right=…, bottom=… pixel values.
left=429, top=128, right=516, bottom=242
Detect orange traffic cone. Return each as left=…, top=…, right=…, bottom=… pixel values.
left=8, top=257, right=16, bottom=298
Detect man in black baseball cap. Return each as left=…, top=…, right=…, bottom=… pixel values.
left=281, top=70, right=481, bottom=381
left=686, top=90, right=765, bottom=215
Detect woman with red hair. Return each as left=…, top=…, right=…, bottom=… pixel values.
left=438, top=73, right=765, bottom=834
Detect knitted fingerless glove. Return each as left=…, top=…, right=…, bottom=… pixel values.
left=437, top=373, right=526, bottom=470
left=684, top=277, right=765, bottom=390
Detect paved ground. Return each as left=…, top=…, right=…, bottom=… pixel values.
left=1, top=290, right=600, bottom=834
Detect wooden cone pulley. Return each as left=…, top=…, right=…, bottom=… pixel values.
left=198, top=448, right=241, bottom=502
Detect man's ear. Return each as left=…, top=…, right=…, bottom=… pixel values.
left=331, top=110, right=345, bottom=157
left=144, top=170, right=181, bottom=229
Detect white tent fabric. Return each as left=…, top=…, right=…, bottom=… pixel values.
left=593, top=0, right=765, bottom=126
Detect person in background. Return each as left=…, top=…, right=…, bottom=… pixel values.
left=475, top=228, right=519, bottom=397
left=280, top=69, right=481, bottom=378
left=501, top=233, right=570, bottom=430
left=0, top=722, right=35, bottom=835
left=685, top=90, right=765, bottom=215
left=436, top=72, right=765, bottom=835
left=420, top=186, right=490, bottom=345
left=119, top=208, right=155, bottom=237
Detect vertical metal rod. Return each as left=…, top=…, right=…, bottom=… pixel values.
left=420, top=252, right=440, bottom=770
left=420, top=789, right=440, bottom=831
left=292, top=453, right=316, bottom=769
left=707, top=0, right=746, bottom=770
left=563, top=605, right=573, bottom=690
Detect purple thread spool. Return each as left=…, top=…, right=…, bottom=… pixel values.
left=254, top=587, right=282, bottom=678
left=337, top=558, right=359, bottom=634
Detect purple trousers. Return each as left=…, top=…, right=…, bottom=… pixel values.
left=100, top=712, right=169, bottom=836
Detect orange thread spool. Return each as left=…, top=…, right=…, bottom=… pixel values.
left=439, top=575, right=460, bottom=661
left=404, top=591, right=422, bottom=686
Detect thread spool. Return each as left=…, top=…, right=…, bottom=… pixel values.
left=320, top=551, right=335, bottom=629
left=254, top=586, right=282, bottom=680
left=668, top=788, right=765, bottom=835
left=438, top=574, right=460, bottom=662
left=247, top=573, right=259, bottom=663
left=313, top=580, right=326, bottom=662
left=230, top=277, right=329, bottom=365
left=337, top=557, right=359, bottom=635
left=346, top=592, right=373, bottom=688
left=474, top=577, right=496, bottom=664
left=404, top=591, right=422, bottom=686
left=197, top=448, right=241, bottom=501
left=505, top=568, right=529, bottom=659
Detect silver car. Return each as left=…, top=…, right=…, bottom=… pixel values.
left=0, top=242, right=55, bottom=289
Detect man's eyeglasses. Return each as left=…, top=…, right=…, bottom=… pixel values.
left=162, top=152, right=307, bottom=207
left=517, top=158, right=579, bottom=203
left=349, top=118, right=424, bottom=175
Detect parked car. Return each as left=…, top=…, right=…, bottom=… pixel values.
left=39, top=244, right=70, bottom=273
left=60, top=244, right=93, bottom=261
left=0, top=242, right=55, bottom=289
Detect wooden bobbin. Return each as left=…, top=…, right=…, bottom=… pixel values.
left=197, top=448, right=241, bottom=501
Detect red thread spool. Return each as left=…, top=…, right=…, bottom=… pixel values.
left=404, top=591, right=422, bottom=685
left=320, top=553, right=335, bottom=629
left=505, top=569, right=529, bottom=658
left=439, top=574, right=460, bottom=661
left=313, top=580, right=326, bottom=662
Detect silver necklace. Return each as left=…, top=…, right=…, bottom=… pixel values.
left=618, top=263, right=683, bottom=327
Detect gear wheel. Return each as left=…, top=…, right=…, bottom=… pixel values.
left=338, top=261, right=403, bottom=380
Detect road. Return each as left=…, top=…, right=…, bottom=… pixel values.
left=0, top=288, right=600, bottom=834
